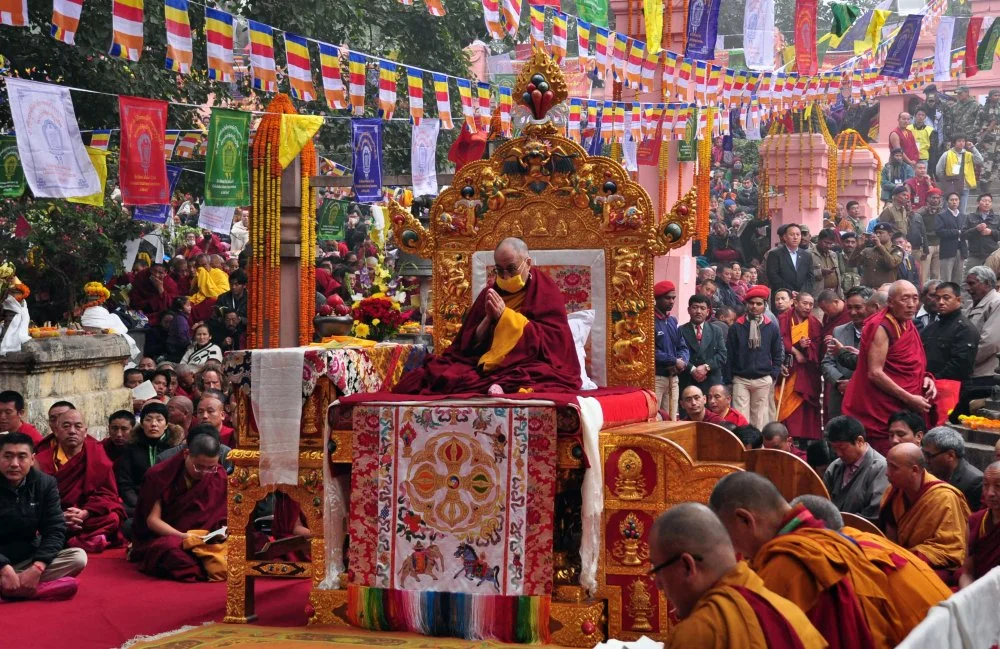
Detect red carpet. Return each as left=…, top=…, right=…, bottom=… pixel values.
left=5, top=549, right=312, bottom=649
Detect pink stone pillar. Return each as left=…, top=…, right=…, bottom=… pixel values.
left=279, top=156, right=305, bottom=348
left=837, top=146, right=880, bottom=228
left=875, top=94, right=907, bottom=166
left=760, top=133, right=829, bottom=245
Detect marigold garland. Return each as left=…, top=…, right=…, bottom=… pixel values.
left=658, top=139, right=670, bottom=223
left=664, top=0, right=672, bottom=49
left=959, top=415, right=1000, bottom=431
left=299, top=140, right=317, bottom=346
left=695, top=107, right=713, bottom=249
left=817, top=108, right=838, bottom=215
left=835, top=129, right=882, bottom=198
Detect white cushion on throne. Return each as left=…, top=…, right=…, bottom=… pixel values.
left=472, top=249, right=607, bottom=387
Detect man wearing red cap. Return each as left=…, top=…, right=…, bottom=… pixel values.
left=655, top=281, right=690, bottom=420
left=726, top=285, right=785, bottom=431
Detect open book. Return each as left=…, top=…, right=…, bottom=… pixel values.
left=201, top=526, right=228, bottom=543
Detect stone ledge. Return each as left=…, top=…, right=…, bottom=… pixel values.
left=0, top=335, right=130, bottom=373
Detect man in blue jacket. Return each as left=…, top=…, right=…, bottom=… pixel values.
left=727, top=285, right=784, bottom=431
left=654, top=281, right=690, bottom=420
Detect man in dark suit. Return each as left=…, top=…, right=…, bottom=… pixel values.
left=765, top=223, right=814, bottom=298
left=679, top=294, right=727, bottom=392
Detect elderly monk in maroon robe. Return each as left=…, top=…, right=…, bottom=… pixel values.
left=776, top=292, right=823, bottom=440
left=129, top=264, right=179, bottom=326
left=34, top=409, right=125, bottom=553
left=960, top=462, right=1000, bottom=587
left=131, top=434, right=227, bottom=581
left=394, top=237, right=582, bottom=395
left=843, top=280, right=937, bottom=456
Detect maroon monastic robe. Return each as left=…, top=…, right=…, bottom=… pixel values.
left=35, top=435, right=125, bottom=552
left=843, top=309, right=930, bottom=456
left=779, top=310, right=823, bottom=440
left=129, top=269, right=179, bottom=325
left=131, top=451, right=227, bottom=581
left=394, top=268, right=582, bottom=394
left=968, top=509, right=1000, bottom=580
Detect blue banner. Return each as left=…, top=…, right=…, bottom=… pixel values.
left=684, top=0, right=721, bottom=60
left=134, top=165, right=183, bottom=224
left=880, top=14, right=923, bottom=79
left=351, top=118, right=384, bottom=204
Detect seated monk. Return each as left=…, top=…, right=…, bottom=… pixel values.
left=710, top=471, right=899, bottom=649
left=678, top=385, right=725, bottom=424
left=394, top=238, right=581, bottom=395
left=189, top=255, right=230, bottom=323
left=761, top=422, right=807, bottom=460
left=792, top=494, right=951, bottom=640
left=129, top=264, right=179, bottom=326
left=130, top=434, right=228, bottom=581
left=960, top=461, right=1000, bottom=588
left=34, top=409, right=125, bottom=553
left=879, top=442, right=970, bottom=583
left=650, top=503, right=825, bottom=649
left=249, top=492, right=311, bottom=561
left=706, top=385, right=749, bottom=426
left=842, top=281, right=936, bottom=455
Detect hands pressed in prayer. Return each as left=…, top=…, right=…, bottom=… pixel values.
left=485, top=289, right=506, bottom=323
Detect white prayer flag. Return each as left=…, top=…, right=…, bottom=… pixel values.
left=5, top=78, right=100, bottom=198
left=934, top=16, right=956, bottom=82
left=744, top=0, right=775, bottom=71
left=411, top=118, right=440, bottom=197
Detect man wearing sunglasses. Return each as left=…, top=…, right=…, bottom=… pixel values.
left=394, top=237, right=581, bottom=395
left=649, top=503, right=825, bottom=648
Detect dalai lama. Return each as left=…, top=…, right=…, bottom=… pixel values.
left=394, top=238, right=582, bottom=395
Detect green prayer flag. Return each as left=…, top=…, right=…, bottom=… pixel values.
left=978, top=19, right=1000, bottom=72
left=830, top=3, right=861, bottom=38
left=677, top=107, right=698, bottom=162
left=317, top=199, right=348, bottom=241
left=0, top=136, right=26, bottom=199
left=204, top=108, right=251, bottom=207
left=577, top=0, right=609, bottom=28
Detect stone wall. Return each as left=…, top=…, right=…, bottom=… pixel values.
left=0, top=335, right=132, bottom=440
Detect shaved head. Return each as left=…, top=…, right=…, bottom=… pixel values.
left=887, top=442, right=924, bottom=468
left=709, top=471, right=787, bottom=518
left=496, top=237, right=528, bottom=256
left=649, top=503, right=737, bottom=619
left=983, top=462, right=1000, bottom=513
left=886, top=442, right=926, bottom=493
left=790, top=495, right=843, bottom=531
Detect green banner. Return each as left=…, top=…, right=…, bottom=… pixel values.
left=577, top=0, right=609, bottom=27
left=979, top=20, right=1000, bottom=72
left=677, top=107, right=698, bottom=162
left=0, top=136, right=26, bottom=198
left=317, top=198, right=348, bottom=240
left=204, top=108, right=250, bottom=207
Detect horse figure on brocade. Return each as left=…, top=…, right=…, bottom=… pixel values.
left=398, top=541, right=444, bottom=586
left=453, top=542, right=501, bottom=592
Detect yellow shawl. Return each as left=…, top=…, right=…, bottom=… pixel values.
left=189, top=267, right=231, bottom=305
left=944, top=149, right=977, bottom=189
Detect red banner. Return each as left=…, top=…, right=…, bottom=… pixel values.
left=966, top=17, right=984, bottom=78
left=118, top=96, right=169, bottom=206
left=794, top=0, right=818, bottom=75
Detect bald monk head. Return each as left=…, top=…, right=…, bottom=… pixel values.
left=649, top=503, right=738, bottom=618
left=680, top=386, right=708, bottom=421
left=887, top=280, right=920, bottom=321
left=209, top=254, right=225, bottom=269
left=761, top=422, right=793, bottom=452
left=55, top=408, right=86, bottom=458
left=790, top=494, right=844, bottom=531
left=493, top=237, right=532, bottom=293
left=983, top=462, right=1000, bottom=515
left=709, top=472, right=791, bottom=561
left=885, top=442, right=926, bottom=496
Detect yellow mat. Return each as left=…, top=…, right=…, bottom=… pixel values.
left=127, top=623, right=568, bottom=648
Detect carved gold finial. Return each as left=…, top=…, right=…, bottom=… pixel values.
left=611, top=512, right=650, bottom=566
left=513, top=46, right=569, bottom=116
left=627, top=579, right=654, bottom=632
left=614, top=449, right=647, bottom=500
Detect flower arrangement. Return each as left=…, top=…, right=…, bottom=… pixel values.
left=958, top=415, right=1000, bottom=431
left=352, top=293, right=405, bottom=342
left=82, top=281, right=111, bottom=309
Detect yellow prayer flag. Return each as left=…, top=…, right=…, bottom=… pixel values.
left=68, top=147, right=108, bottom=207
left=854, top=9, right=889, bottom=55
left=278, top=114, right=324, bottom=169
left=643, top=0, right=664, bottom=54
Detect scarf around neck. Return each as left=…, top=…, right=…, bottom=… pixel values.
left=748, top=314, right=763, bottom=349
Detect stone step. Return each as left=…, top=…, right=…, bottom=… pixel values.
left=966, top=441, right=997, bottom=473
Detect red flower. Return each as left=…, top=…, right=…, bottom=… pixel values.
left=402, top=511, right=423, bottom=534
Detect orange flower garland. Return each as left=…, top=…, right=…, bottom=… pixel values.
left=299, top=140, right=317, bottom=346
left=695, top=107, right=713, bottom=249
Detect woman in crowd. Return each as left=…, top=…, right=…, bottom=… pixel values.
left=180, top=324, right=224, bottom=366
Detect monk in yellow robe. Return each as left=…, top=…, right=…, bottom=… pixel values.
left=189, top=255, right=230, bottom=306
left=710, top=472, right=900, bottom=649
left=879, top=442, right=970, bottom=582
left=394, top=237, right=581, bottom=395
left=650, top=503, right=826, bottom=649
left=792, top=494, right=951, bottom=641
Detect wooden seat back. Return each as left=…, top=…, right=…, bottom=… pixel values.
left=745, top=448, right=830, bottom=501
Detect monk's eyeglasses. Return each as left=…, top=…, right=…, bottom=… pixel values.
left=648, top=552, right=702, bottom=575
left=493, top=261, right=526, bottom=278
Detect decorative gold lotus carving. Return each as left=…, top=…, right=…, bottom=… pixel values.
left=614, top=449, right=647, bottom=500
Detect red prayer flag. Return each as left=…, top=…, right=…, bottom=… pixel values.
left=118, top=96, right=170, bottom=206
left=14, top=214, right=31, bottom=237
left=794, top=0, right=818, bottom=75
left=966, top=17, right=984, bottom=78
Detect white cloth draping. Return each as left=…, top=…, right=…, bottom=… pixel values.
left=0, top=296, right=30, bottom=355
left=577, top=395, right=605, bottom=596
left=80, top=305, right=140, bottom=364
left=251, top=347, right=306, bottom=486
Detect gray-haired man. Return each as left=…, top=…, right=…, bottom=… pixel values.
left=921, top=426, right=983, bottom=511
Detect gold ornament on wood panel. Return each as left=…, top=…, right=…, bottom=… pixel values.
left=387, top=48, right=694, bottom=389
